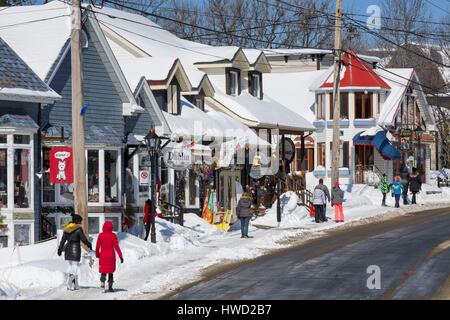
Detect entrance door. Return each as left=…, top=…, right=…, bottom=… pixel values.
left=218, top=170, right=242, bottom=215
left=355, top=145, right=374, bottom=184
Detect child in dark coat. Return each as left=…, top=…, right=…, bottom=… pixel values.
left=95, top=221, right=124, bottom=292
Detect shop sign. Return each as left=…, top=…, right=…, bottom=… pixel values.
left=400, top=130, right=412, bottom=152
left=163, top=144, right=192, bottom=170
left=279, top=137, right=295, bottom=164
left=139, top=170, right=150, bottom=186
left=50, top=147, right=73, bottom=184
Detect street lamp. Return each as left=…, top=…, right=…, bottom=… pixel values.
left=144, top=128, right=161, bottom=243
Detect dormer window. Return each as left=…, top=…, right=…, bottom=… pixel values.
left=249, top=71, right=263, bottom=99
left=226, top=68, right=241, bottom=96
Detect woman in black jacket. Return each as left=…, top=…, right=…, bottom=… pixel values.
left=408, top=167, right=422, bottom=205
left=58, top=214, right=92, bottom=291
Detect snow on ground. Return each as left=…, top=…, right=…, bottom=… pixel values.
left=1, top=186, right=450, bottom=300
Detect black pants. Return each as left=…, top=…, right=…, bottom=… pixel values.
left=100, top=273, right=114, bottom=284
left=402, top=188, right=408, bottom=205
left=382, top=193, right=387, bottom=205
left=412, top=192, right=417, bottom=204
left=314, top=205, right=324, bottom=223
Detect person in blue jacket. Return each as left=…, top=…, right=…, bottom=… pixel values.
left=391, top=176, right=404, bottom=208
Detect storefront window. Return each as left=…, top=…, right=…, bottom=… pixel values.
left=13, top=135, right=30, bottom=144
left=60, top=184, right=74, bottom=204
left=105, top=150, right=119, bottom=203
left=0, top=135, right=6, bottom=144
left=60, top=215, right=72, bottom=228
left=14, top=224, right=30, bottom=246
left=0, top=149, right=7, bottom=208
left=88, top=150, right=99, bottom=203
left=14, top=149, right=30, bottom=208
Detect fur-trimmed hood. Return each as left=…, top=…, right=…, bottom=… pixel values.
left=63, top=223, right=82, bottom=234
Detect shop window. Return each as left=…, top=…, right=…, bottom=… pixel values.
left=0, top=135, right=6, bottom=144
left=88, top=150, right=100, bottom=203
left=104, top=150, right=119, bottom=203
left=329, top=93, right=349, bottom=119
left=355, top=92, right=373, bottom=119
left=0, top=149, right=7, bottom=208
left=14, top=149, right=30, bottom=208
left=59, top=215, right=72, bottom=229
left=355, top=145, right=374, bottom=166
left=0, top=235, right=7, bottom=248
left=105, top=216, right=120, bottom=232
left=126, top=157, right=136, bottom=205
left=42, top=148, right=55, bottom=203
left=88, top=216, right=100, bottom=234
left=14, top=224, right=30, bottom=246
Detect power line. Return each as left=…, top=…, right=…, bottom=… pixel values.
left=0, top=13, right=70, bottom=30
left=424, top=0, right=450, bottom=15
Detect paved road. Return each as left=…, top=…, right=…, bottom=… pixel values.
left=171, top=207, right=450, bottom=300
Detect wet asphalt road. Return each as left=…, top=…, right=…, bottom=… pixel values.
left=172, top=207, right=450, bottom=300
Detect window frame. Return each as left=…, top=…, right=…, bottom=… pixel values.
left=317, top=142, right=325, bottom=167
left=316, top=94, right=325, bottom=120
left=329, top=92, right=349, bottom=120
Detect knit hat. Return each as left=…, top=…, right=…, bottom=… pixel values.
left=394, top=176, right=401, bottom=182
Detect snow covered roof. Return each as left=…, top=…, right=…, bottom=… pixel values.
left=0, top=37, right=60, bottom=104
left=264, top=70, right=327, bottom=123
left=0, top=114, right=39, bottom=130
left=263, top=48, right=333, bottom=57
left=0, top=1, right=71, bottom=81
left=319, top=51, right=391, bottom=90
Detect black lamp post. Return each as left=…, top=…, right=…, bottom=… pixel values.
left=144, top=128, right=161, bottom=243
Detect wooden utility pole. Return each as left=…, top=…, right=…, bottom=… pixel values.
left=71, top=0, right=88, bottom=233
left=331, top=0, right=343, bottom=187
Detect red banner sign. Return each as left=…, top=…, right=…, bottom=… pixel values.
left=50, top=147, right=74, bottom=184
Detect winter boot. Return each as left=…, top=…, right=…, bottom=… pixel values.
left=73, top=275, right=80, bottom=290
left=67, top=274, right=75, bottom=291
left=100, top=281, right=105, bottom=289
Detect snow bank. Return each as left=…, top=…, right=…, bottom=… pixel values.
left=254, top=192, right=309, bottom=228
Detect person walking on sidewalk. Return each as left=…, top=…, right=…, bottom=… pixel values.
left=57, top=214, right=92, bottom=291
left=236, top=190, right=253, bottom=238
left=380, top=174, right=391, bottom=207
left=95, top=221, right=124, bottom=292
left=314, top=179, right=330, bottom=221
left=391, top=176, right=404, bottom=208
left=331, top=181, right=345, bottom=223
left=312, top=186, right=327, bottom=223
left=408, top=167, right=422, bottom=205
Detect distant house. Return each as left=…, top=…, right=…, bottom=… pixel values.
left=0, top=37, right=60, bottom=247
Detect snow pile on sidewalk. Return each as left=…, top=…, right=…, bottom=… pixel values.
left=254, top=191, right=309, bottom=228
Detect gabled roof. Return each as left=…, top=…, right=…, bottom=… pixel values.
left=320, top=51, right=391, bottom=89
left=0, top=37, right=60, bottom=103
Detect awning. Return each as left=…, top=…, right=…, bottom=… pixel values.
left=353, top=129, right=401, bottom=160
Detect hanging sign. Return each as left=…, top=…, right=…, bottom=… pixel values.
left=139, top=170, right=150, bottom=186
left=163, top=144, right=192, bottom=170
left=50, top=147, right=73, bottom=184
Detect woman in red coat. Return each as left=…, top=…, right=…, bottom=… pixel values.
left=95, top=221, right=123, bottom=292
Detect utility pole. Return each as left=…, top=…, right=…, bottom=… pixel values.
left=331, top=0, right=343, bottom=187
left=71, top=0, right=88, bottom=233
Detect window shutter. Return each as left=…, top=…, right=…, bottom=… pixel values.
left=225, top=69, right=231, bottom=95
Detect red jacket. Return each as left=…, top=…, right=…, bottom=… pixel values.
left=95, top=221, right=123, bottom=274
